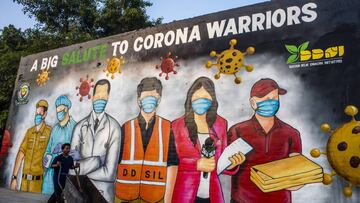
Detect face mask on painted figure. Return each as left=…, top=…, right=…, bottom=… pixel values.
left=93, top=99, right=107, bottom=114
left=192, top=98, right=212, bottom=115
left=57, top=110, right=66, bottom=121
left=255, top=99, right=280, bottom=117
left=34, top=114, right=43, bottom=126
left=140, top=96, right=158, bottom=113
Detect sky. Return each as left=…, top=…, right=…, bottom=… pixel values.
left=0, top=0, right=268, bottom=30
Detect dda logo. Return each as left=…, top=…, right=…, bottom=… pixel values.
left=15, top=83, right=30, bottom=105
left=285, top=41, right=344, bottom=68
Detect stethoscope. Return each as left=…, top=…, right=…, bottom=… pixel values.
left=78, top=113, right=111, bottom=159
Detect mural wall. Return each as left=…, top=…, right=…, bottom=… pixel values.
left=1, top=0, right=359, bottom=202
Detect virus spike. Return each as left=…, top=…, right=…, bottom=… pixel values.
left=345, top=105, right=358, bottom=117
left=209, top=51, right=217, bottom=57
left=320, top=123, right=332, bottom=133
left=245, top=64, right=254, bottom=72
left=322, top=173, right=334, bottom=185
left=246, top=47, right=255, bottom=55
left=205, top=61, right=214, bottom=69
left=310, top=148, right=322, bottom=158
left=214, top=73, right=221, bottom=80
left=343, top=183, right=353, bottom=197
left=234, top=77, right=241, bottom=84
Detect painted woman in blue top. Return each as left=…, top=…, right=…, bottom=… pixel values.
left=41, top=95, right=76, bottom=195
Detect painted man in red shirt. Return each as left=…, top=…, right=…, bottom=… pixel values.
left=228, top=78, right=303, bottom=203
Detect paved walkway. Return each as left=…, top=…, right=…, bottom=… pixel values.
left=0, top=187, right=49, bottom=203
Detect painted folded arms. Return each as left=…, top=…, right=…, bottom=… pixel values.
left=70, top=120, right=121, bottom=182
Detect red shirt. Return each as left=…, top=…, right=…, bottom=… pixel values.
left=228, top=116, right=302, bottom=203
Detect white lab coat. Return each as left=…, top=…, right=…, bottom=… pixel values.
left=70, top=111, right=121, bottom=203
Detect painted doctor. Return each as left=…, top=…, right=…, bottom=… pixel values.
left=70, top=79, right=121, bottom=202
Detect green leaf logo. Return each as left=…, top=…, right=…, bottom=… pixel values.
left=285, top=41, right=310, bottom=64
left=287, top=54, right=299, bottom=64
left=285, top=45, right=298, bottom=55
left=298, top=41, right=309, bottom=52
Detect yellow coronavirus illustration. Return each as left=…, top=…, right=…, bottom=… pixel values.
left=104, top=56, right=125, bottom=79
left=36, top=70, right=50, bottom=86
left=311, top=105, right=360, bottom=197
left=205, top=39, right=255, bottom=84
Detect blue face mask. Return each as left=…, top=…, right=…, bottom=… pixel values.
left=34, top=114, right=43, bottom=126
left=256, top=99, right=280, bottom=117
left=93, top=99, right=107, bottom=114
left=57, top=110, right=66, bottom=121
left=192, top=98, right=212, bottom=115
left=140, top=96, right=158, bottom=113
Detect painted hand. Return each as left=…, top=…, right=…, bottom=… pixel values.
left=52, top=143, right=62, bottom=154
left=70, top=150, right=81, bottom=161
left=42, top=155, right=49, bottom=168
left=197, top=157, right=216, bottom=173
left=10, top=179, right=17, bottom=190
left=227, top=152, right=246, bottom=170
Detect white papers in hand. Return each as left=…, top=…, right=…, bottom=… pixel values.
left=217, top=138, right=253, bottom=175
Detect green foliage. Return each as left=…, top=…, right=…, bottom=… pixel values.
left=0, top=25, right=25, bottom=128
left=14, top=0, right=162, bottom=39
left=0, top=0, right=162, bottom=130
left=97, top=0, right=162, bottom=36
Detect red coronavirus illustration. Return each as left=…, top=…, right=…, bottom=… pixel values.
left=156, top=52, right=179, bottom=80
left=76, top=75, right=94, bottom=102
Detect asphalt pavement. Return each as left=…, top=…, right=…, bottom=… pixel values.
left=0, top=187, right=49, bottom=203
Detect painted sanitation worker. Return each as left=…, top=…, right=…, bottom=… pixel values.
left=115, top=77, right=179, bottom=203
left=48, top=143, right=80, bottom=203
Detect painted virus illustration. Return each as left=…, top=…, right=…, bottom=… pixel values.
left=104, top=56, right=125, bottom=79
left=76, top=75, right=94, bottom=102
left=205, top=39, right=255, bottom=84
left=310, top=105, right=360, bottom=197
left=156, top=52, right=179, bottom=80
left=36, top=69, right=50, bottom=86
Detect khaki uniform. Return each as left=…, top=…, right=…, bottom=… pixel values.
left=19, top=123, right=51, bottom=193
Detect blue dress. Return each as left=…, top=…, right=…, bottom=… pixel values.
left=41, top=116, right=76, bottom=195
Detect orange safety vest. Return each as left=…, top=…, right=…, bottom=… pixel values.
left=115, top=116, right=171, bottom=203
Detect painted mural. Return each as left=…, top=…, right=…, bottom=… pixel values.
left=1, top=0, right=360, bottom=203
